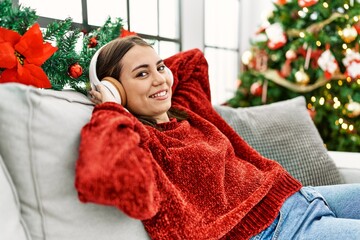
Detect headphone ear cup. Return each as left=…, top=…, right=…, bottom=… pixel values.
left=101, top=77, right=127, bottom=106
left=165, top=67, right=174, bottom=87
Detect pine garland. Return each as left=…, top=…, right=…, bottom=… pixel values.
left=0, top=0, right=124, bottom=95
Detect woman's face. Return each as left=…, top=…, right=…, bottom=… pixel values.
left=119, top=45, right=173, bottom=123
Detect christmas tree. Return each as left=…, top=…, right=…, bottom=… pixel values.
left=0, top=0, right=126, bottom=95
left=228, top=0, right=360, bottom=152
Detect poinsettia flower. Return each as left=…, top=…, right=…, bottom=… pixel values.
left=0, top=23, right=58, bottom=88
left=120, top=28, right=137, bottom=38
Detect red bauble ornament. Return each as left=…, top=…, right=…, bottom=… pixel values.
left=68, top=63, right=83, bottom=79
left=250, top=82, right=263, bottom=97
left=274, top=0, right=287, bottom=5
left=307, top=109, right=316, bottom=120
left=88, top=37, right=98, bottom=48
left=120, top=28, right=137, bottom=38
left=298, top=0, right=318, bottom=8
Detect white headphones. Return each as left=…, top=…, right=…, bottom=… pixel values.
left=89, top=43, right=174, bottom=106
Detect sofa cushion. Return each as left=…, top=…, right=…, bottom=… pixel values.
left=0, top=153, right=32, bottom=240
left=214, top=97, right=344, bottom=186
left=0, top=83, right=150, bottom=240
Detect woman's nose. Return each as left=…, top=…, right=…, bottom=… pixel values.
left=153, top=71, right=167, bottom=85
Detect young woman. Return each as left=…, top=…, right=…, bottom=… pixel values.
left=75, top=35, right=360, bottom=240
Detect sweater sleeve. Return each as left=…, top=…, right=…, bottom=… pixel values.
left=75, top=102, right=160, bottom=220
left=164, top=48, right=213, bottom=114
left=164, top=49, right=269, bottom=165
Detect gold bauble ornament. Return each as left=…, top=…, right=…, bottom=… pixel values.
left=241, top=50, right=253, bottom=66
left=346, top=100, right=360, bottom=118
left=295, top=68, right=310, bottom=85
left=340, top=25, right=358, bottom=43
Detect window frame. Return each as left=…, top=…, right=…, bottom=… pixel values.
left=12, top=0, right=182, bottom=52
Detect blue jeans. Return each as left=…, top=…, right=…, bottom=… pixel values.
left=250, top=184, right=360, bottom=240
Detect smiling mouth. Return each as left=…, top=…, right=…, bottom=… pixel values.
left=149, top=90, right=167, bottom=98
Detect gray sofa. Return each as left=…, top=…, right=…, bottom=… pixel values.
left=0, top=83, right=359, bottom=240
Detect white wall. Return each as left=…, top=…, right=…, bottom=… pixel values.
left=181, top=0, right=273, bottom=104
left=181, top=0, right=204, bottom=51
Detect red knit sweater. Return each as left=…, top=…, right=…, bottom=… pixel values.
left=75, top=49, right=302, bottom=240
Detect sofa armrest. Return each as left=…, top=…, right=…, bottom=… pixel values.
left=328, top=151, right=360, bottom=184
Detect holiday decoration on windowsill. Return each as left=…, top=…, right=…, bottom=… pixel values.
left=229, top=0, right=360, bottom=152
left=0, top=0, right=124, bottom=94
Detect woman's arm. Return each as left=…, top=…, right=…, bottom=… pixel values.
left=164, top=48, right=213, bottom=113
left=164, top=49, right=266, bottom=163
left=75, top=102, right=160, bottom=220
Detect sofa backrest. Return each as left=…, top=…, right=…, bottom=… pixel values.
left=0, top=83, right=150, bottom=240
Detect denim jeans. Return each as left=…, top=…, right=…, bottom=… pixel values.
left=250, top=184, right=360, bottom=240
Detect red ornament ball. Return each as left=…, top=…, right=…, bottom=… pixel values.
left=88, top=37, right=98, bottom=48
left=68, top=63, right=83, bottom=79
left=250, top=82, right=263, bottom=97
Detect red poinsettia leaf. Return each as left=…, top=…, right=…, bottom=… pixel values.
left=18, top=63, right=52, bottom=88
left=22, top=42, right=58, bottom=66
left=0, top=27, right=21, bottom=45
left=0, top=68, right=19, bottom=83
left=15, top=23, right=57, bottom=66
left=120, top=28, right=137, bottom=38
left=0, top=42, right=17, bottom=69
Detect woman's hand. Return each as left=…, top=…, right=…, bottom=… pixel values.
left=89, top=84, right=117, bottom=105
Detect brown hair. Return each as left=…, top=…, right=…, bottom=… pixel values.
left=96, top=36, right=187, bottom=129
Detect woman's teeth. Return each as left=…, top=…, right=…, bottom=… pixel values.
left=150, top=91, right=166, bottom=98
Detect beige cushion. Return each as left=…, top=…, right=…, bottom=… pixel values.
left=0, top=83, right=150, bottom=240
left=0, top=153, right=32, bottom=240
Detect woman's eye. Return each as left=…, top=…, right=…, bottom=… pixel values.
left=136, top=72, right=148, bottom=78
left=158, top=65, right=165, bottom=72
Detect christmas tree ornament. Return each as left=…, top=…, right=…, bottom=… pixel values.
left=250, top=82, right=263, bottom=96
left=285, top=49, right=297, bottom=60
left=241, top=50, right=253, bottom=66
left=280, top=60, right=292, bottom=77
left=295, top=68, right=310, bottom=85
left=310, top=12, right=319, bottom=20
left=273, top=0, right=288, bottom=5
left=340, top=25, right=358, bottom=43
left=88, top=37, right=98, bottom=48
left=342, top=49, right=360, bottom=79
left=254, top=50, right=268, bottom=71
left=345, top=99, right=360, bottom=118
left=354, top=20, right=360, bottom=34
left=68, top=63, right=83, bottom=79
left=307, top=108, right=316, bottom=120
left=317, top=49, right=338, bottom=79
left=265, top=23, right=287, bottom=50
left=120, top=28, right=137, bottom=38
left=298, top=0, right=318, bottom=8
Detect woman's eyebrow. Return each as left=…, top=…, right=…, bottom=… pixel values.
left=132, top=60, right=164, bottom=72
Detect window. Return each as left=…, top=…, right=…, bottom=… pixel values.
left=204, top=0, right=240, bottom=105
left=16, top=0, right=181, bottom=59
